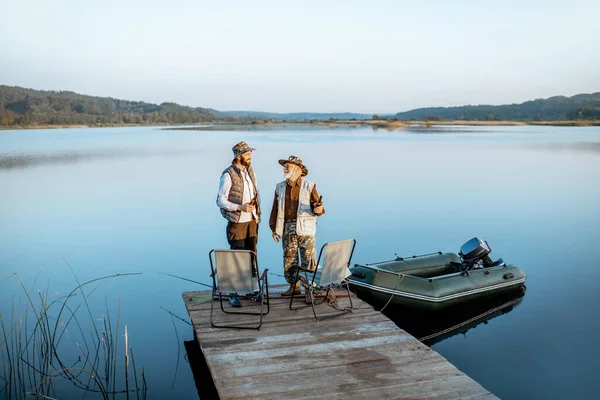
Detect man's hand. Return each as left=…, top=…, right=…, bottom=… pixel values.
left=272, top=232, right=281, bottom=242
left=313, top=205, right=324, bottom=214
left=239, top=203, right=255, bottom=212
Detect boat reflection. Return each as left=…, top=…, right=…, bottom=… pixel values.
left=381, top=287, right=526, bottom=346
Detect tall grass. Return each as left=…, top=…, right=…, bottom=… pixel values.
left=0, top=265, right=147, bottom=400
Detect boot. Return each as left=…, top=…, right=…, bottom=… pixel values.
left=228, top=294, right=242, bottom=308
left=281, top=281, right=301, bottom=296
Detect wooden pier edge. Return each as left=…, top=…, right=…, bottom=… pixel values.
left=182, top=285, right=497, bottom=399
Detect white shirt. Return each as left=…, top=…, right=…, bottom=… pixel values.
left=217, top=168, right=258, bottom=223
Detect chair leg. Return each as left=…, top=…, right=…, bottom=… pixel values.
left=288, top=268, right=302, bottom=310
left=262, top=274, right=270, bottom=316
left=210, top=277, right=270, bottom=330
left=289, top=283, right=296, bottom=310
left=210, top=292, right=216, bottom=328
left=345, top=282, right=355, bottom=310
left=308, top=287, right=319, bottom=320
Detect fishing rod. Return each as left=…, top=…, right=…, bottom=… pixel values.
left=159, top=305, right=192, bottom=326
left=159, top=272, right=212, bottom=288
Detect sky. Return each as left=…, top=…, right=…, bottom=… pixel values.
left=1, top=0, right=599, bottom=113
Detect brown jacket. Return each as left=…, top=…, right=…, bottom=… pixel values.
left=269, top=177, right=324, bottom=233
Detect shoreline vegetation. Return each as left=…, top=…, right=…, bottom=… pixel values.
left=2, top=119, right=600, bottom=131
left=0, top=267, right=147, bottom=399
left=2, top=84, right=600, bottom=131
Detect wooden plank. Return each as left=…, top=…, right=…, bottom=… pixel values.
left=182, top=286, right=496, bottom=399
left=186, top=294, right=361, bottom=314
left=193, top=312, right=393, bottom=339
left=217, top=369, right=487, bottom=400
left=189, top=297, right=383, bottom=337
left=206, top=345, right=442, bottom=379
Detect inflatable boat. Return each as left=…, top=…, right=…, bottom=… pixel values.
left=348, top=237, right=527, bottom=311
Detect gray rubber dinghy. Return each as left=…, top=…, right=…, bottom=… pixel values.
left=348, top=237, right=526, bottom=311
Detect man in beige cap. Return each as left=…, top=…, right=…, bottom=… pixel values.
left=217, top=141, right=261, bottom=306
left=269, top=156, right=325, bottom=297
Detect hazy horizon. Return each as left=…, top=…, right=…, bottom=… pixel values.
left=2, top=0, right=599, bottom=113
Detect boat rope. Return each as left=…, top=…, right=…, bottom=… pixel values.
left=378, top=274, right=405, bottom=313
left=416, top=297, right=522, bottom=342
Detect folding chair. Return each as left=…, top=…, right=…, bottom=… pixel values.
left=209, top=249, right=270, bottom=329
left=290, top=239, right=357, bottom=321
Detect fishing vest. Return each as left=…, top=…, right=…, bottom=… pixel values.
left=275, top=178, right=316, bottom=237
left=220, top=164, right=261, bottom=223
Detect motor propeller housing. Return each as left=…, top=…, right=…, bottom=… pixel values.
left=459, top=237, right=504, bottom=270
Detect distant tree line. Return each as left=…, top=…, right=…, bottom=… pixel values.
left=570, top=106, right=600, bottom=119
left=0, top=85, right=234, bottom=127
left=224, top=110, right=373, bottom=120
left=3, top=85, right=600, bottom=127
left=395, top=93, right=600, bottom=121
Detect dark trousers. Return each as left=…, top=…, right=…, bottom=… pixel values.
left=226, top=219, right=258, bottom=253
left=226, top=219, right=258, bottom=283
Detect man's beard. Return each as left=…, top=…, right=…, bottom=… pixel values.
left=239, top=157, right=251, bottom=167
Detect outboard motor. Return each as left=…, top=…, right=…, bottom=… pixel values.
left=458, top=237, right=504, bottom=271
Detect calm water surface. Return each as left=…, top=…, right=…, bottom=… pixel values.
left=1, top=125, right=599, bottom=399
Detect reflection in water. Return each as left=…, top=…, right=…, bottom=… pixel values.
left=402, top=126, right=502, bottom=134
left=165, top=124, right=358, bottom=132
left=184, top=340, right=219, bottom=400
left=383, top=287, right=526, bottom=346
left=0, top=149, right=205, bottom=169
left=524, top=141, right=600, bottom=154
left=0, top=150, right=135, bottom=169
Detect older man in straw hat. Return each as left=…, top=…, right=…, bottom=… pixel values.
left=217, top=141, right=261, bottom=307
left=269, top=156, right=325, bottom=297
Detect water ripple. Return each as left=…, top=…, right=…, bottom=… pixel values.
left=0, top=149, right=204, bottom=169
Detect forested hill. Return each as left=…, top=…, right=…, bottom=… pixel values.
left=395, top=93, right=600, bottom=121
left=0, top=85, right=230, bottom=126
left=3, top=84, right=600, bottom=127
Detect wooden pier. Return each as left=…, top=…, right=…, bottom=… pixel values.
left=182, top=285, right=496, bottom=399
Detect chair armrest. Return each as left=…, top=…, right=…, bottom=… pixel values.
left=258, top=268, right=269, bottom=281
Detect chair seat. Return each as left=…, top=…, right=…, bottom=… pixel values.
left=313, top=265, right=352, bottom=287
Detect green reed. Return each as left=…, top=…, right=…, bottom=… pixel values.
left=0, top=264, right=147, bottom=400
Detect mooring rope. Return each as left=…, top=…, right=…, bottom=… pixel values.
left=378, top=274, right=405, bottom=313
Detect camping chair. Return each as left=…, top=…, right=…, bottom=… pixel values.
left=209, top=249, right=270, bottom=329
left=290, top=239, right=357, bottom=321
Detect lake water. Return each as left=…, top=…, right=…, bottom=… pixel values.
left=1, top=124, right=599, bottom=399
